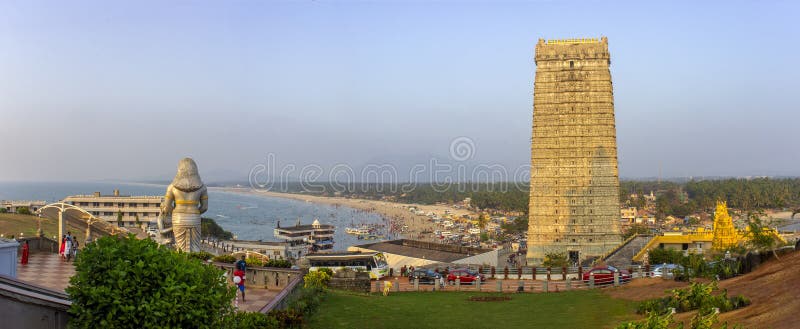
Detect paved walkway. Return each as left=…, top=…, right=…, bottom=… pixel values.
left=16, top=252, right=280, bottom=312
left=17, top=252, right=75, bottom=292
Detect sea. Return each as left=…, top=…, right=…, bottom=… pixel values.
left=0, top=181, right=390, bottom=250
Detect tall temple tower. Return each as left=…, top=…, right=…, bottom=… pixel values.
left=526, top=37, right=622, bottom=265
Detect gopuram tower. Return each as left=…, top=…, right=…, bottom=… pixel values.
left=526, top=37, right=621, bottom=266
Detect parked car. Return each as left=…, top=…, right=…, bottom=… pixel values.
left=651, top=264, right=685, bottom=278
left=447, top=269, right=486, bottom=284
left=582, top=266, right=631, bottom=285
left=409, top=269, right=441, bottom=284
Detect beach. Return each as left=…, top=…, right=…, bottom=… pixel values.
left=216, top=187, right=477, bottom=243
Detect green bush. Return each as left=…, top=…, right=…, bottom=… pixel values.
left=0, top=208, right=8, bottom=213
left=188, top=251, right=214, bottom=261
left=268, top=309, right=304, bottom=328
left=66, top=234, right=235, bottom=328
left=16, top=207, right=31, bottom=215
left=226, top=311, right=280, bottom=329
left=317, top=267, right=334, bottom=277
left=264, top=259, right=292, bottom=268
left=246, top=256, right=264, bottom=267
left=648, top=248, right=685, bottom=265
left=543, top=252, right=570, bottom=268
left=304, top=271, right=331, bottom=289
left=213, top=254, right=237, bottom=263
left=637, top=281, right=750, bottom=315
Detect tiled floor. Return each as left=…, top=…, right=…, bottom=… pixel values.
left=17, top=252, right=75, bottom=292
left=16, top=252, right=280, bottom=311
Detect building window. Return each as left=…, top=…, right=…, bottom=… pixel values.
left=569, top=61, right=574, bottom=68
left=129, top=212, right=136, bottom=216
left=571, top=209, right=576, bottom=214
left=571, top=239, right=576, bottom=243
left=104, top=202, right=113, bottom=206
left=118, top=203, right=124, bottom=207
left=589, top=239, right=593, bottom=242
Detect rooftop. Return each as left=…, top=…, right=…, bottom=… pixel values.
left=353, top=239, right=493, bottom=263
left=275, top=224, right=334, bottom=232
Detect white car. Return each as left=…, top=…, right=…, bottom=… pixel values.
left=651, top=264, right=684, bottom=278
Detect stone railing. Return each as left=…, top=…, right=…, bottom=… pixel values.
left=259, top=274, right=303, bottom=313
left=212, top=262, right=301, bottom=290
left=16, top=236, right=59, bottom=254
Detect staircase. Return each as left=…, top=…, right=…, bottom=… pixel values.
left=602, top=235, right=653, bottom=268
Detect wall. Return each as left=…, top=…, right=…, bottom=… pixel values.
left=0, top=274, right=70, bottom=329
left=213, top=262, right=301, bottom=290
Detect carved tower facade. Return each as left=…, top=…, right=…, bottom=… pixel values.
left=526, top=37, right=622, bottom=265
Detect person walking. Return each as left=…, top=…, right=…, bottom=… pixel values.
left=59, top=235, right=66, bottom=260
left=20, top=240, right=29, bottom=265
left=233, top=267, right=246, bottom=302
left=65, top=235, right=73, bottom=262
left=235, top=255, right=247, bottom=272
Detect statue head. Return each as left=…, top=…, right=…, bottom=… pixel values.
left=172, top=157, right=204, bottom=192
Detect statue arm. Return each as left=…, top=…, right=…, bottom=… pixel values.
left=158, top=186, right=175, bottom=234
left=198, top=186, right=209, bottom=214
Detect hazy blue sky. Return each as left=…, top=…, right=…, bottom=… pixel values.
left=1, top=1, right=798, bottom=182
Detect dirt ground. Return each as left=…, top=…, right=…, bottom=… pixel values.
left=604, top=251, right=800, bottom=329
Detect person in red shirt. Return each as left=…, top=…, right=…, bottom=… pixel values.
left=233, top=268, right=246, bottom=302
left=21, top=240, right=29, bottom=265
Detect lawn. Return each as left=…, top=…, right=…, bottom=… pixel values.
left=307, top=290, right=638, bottom=329
left=0, top=213, right=85, bottom=239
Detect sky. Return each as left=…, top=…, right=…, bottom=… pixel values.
left=1, top=0, right=798, bottom=182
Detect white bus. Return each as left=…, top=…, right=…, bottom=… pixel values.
left=306, top=252, right=388, bottom=280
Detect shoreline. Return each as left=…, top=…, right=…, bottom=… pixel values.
left=213, top=187, right=477, bottom=243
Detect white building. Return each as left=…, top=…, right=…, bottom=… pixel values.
left=1, top=200, right=46, bottom=213
left=62, top=189, right=163, bottom=228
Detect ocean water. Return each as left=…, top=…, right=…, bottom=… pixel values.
left=0, top=181, right=389, bottom=250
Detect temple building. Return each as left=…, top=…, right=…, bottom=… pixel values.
left=526, top=37, right=622, bottom=265
left=712, top=201, right=740, bottom=250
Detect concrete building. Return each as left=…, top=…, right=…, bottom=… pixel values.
left=61, top=189, right=162, bottom=228
left=1, top=200, right=46, bottom=214
left=527, top=37, right=622, bottom=265
left=621, top=207, right=637, bottom=224
left=273, top=219, right=334, bottom=259
left=348, top=239, right=498, bottom=271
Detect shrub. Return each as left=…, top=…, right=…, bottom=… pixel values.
left=226, top=311, right=280, bottom=329
left=0, top=208, right=8, bottom=213
left=189, top=251, right=214, bottom=261
left=543, top=252, right=570, bottom=268
left=264, top=259, right=292, bottom=268
left=246, top=256, right=264, bottom=267
left=304, top=271, right=331, bottom=289
left=317, top=267, right=333, bottom=277
left=66, top=234, right=235, bottom=328
left=637, top=281, right=750, bottom=315
left=213, top=254, right=237, bottom=263
left=268, top=309, right=304, bottom=328
left=16, top=207, right=31, bottom=215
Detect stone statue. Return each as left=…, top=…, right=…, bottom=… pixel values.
left=158, top=158, right=208, bottom=252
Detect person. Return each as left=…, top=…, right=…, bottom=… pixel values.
left=72, top=239, right=79, bottom=260
left=235, top=255, right=247, bottom=272
left=59, top=235, right=66, bottom=260
left=233, top=267, right=246, bottom=302
left=383, top=280, right=392, bottom=296
left=21, top=240, right=29, bottom=265
left=65, top=235, right=73, bottom=262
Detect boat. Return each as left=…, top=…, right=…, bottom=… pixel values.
left=345, top=227, right=371, bottom=235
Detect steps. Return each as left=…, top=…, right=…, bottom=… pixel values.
left=603, top=235, right=652, bottom=267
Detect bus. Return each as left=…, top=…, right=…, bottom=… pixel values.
left=306, top=252, right=388, bottom=279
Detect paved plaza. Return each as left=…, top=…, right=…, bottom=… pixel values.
left=15, top=252, right=279, bottom=312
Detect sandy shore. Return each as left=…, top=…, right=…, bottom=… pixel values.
left=215, top=187, right=477, bottom=243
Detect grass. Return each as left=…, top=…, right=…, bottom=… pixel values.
left=0, top=213, right=85, bottom=239
left=307, top=290, right=638, bottom=329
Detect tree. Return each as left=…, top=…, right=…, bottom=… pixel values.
left=542, top=252, right=570, bottom=268
left=116, top=211, right=123, bottom=227
left=477, top=213, right=490, bottom=231
left=66, top=234, right=235, bottom=328
left=744, top=211, right=781, bottom=259
left=0, top=208, right=7, bottom=213
left=134, top=213, right=141, bottom=227
left=623, top=224, right=651, bottom=239
left=16, top=207, right=31, bottom=215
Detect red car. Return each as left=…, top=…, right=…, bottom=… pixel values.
left=446, top=269, right=485, bottom=284
left=581, top=266, right=631, bottom=285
